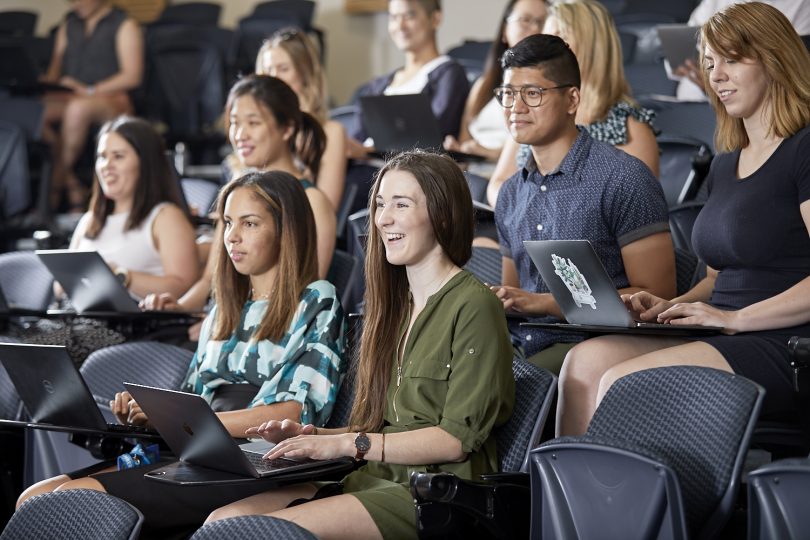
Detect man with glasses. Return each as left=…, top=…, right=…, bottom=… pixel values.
left=491, top=34, right=676, bottom=373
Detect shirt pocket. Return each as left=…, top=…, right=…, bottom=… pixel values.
left=408, top=358, right=450, bottom=381
left=398, top=357, right=451, bottom=423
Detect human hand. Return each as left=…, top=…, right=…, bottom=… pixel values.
left=187, top=320, right=203, bottom=342
left=111, top=391, right=150, bottom=426
left=346, top=137, right=372, bottom=160
left=57, top=76, right=84, bottom=92
left=673, top=59, right=705, bottom=92
left=263, top=432, right=353, bottom=461
left=489, top=285, right=545, bottom=315
left=656, top=302, right=738, bottom=334
left=245, top=418, right=315, bottom=443
left=140, top=292, right=181, bottom=311
left=621, top=291, right=674, bottom=321
left=443, top=135, right=461, bottom=152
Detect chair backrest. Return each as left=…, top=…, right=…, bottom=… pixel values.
left=191, top=515, right=317, bottom=540
left=181, top=177, right=221, bottom=216
left=643, top=99, right=717, bottom=154
left=230, top=17, right=300, bottom=77
left=668, top=201, right=704, bottom=255
left=658, top=136, right=711, bottom=207
left=464, top=246, right=501, bottom=286
left=327, top=249, right=360, bottom=311
left=0, top=251, right=54, bottom=311
left=251, top=0, right=316, bottom=28
left=495, top=360, right=557, bottom=473
left=586, top=366, right=764, bottom=538
left=618, top=30, right=638, bottom=64
left=0, top=120, right=30, bottom=218
left=0, top=488, right=143, bottom=540
left=463, top=171, right=488, bottom=204
left=0, top=11, right=37, bottom=37
left=0, top=357, right=21, bottom=421
left=625, top=61, right=678, bottom=97
left=80, top=342, right=194, bottom=403
left=446, top=40, right=491, bottom=84
left=674, top=246, right=699, bottom=296
left=153, top=2, right=221, bottom=26
left=325, top=325, right=359, bottom=429
left=748, top=457, right=810, bottom=540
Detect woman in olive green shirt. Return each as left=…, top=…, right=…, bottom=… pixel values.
left=207, top=150, right=515, bottom=538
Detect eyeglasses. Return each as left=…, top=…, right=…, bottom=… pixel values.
left=493, top=84, right=574, bottom=108
left=505, top=14, right=546, bottom=30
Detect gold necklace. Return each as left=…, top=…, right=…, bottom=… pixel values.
left=250, top=288, right=270, bottom=301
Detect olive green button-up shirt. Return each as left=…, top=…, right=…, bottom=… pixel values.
left=362, top=270, right=515, bottom=483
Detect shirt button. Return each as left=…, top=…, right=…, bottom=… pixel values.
left=525, top=334, right=532, bottom=341
left=468, top=348, right=475, bottom=354
left=540, top=185, right=547, bottom=192
left=536, top=224, right=544, bottom=231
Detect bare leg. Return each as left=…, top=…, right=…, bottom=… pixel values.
left=208, top=487, right=383, bottom=540
left=16, top=464, right=117, bottom=509
left=557, top=335, right=689, bottom=436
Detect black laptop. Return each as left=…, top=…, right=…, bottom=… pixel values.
left=125, top=383, right=353, bottom=485
left=521, top=240, right=721, bottom=336
left=360, top=94, right=485, bottom=163
left=0, top=43, right=71, bottom=94
left=0, top=342, right=158, bottom=438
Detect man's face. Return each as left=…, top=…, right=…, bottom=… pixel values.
left=501, top=66, right=578, bottom=147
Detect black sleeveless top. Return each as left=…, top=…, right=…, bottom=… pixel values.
left=62, top=7, right=128, bottom=85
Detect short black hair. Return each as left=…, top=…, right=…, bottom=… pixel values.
left=501, top=34, right=581, bottom=89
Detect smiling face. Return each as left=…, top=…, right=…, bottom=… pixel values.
left=258, top=47, right=303, bottom=97
left=501, top=66, right=578, bottom=147
left=222, top=187, right=279, bottom=281
left=374, top=169, right=440, bottom=268
left=228, top=95, right=292, bottom=170
left=704, top=44, right=770, bottom=121
left=504, top=0, right=548, bottom=48
left=95, top=131, right=140, bottom=210
left=387, top=0, right=439, bottom=53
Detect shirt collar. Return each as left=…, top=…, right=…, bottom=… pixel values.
left=520, top=127, right=592, bottom=183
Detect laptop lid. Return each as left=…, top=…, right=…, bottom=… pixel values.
left=523, top=240, right=637, bottom=327
left=656, top=24, right=699, bottom=69
left=0, top=342, right=108, bottom=430
left=123, top=383, right=260, bottom=477
left=36, top=249, right=141, bottom=314
left=0, top=43, right=70, bottom=93
left=360, top=94, right=443, bottom=153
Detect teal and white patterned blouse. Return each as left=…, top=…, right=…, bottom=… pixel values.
left=182, top=280, right=347, bottom=426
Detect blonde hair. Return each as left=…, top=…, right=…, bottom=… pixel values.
left=255, top=28, right=329, bottom=124
left=548, top=0, right=632, bottom=123
left=700, top=2, right=810, bottom=152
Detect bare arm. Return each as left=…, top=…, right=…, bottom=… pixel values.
left=306, top=187, right=337, bottom=278
left=217, top=401, right=303, bottom=438
left=317, top=121, right=347, bottom=211
left=127, top=205, right=199, bottom=299
left=487, top=137, right=520, bottom=207
left=91, top=19, right=143, bottom=94
left=618, top=232, right=676, bottom=299
left=617, top=117, right=660, bottom=178
left=44, top=24, right=67, bottom=81
left=491, top=256, right=561, bottom=318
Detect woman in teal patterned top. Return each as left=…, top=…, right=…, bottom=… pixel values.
left=17, top=172, right=347, bottom=532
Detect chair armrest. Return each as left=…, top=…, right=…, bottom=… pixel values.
left=478, top=471, right=529, bottom=486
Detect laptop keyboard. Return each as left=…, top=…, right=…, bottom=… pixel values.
left=243, top=450, right=303, bottom=473
left=106, top=423, right=159, bottom=436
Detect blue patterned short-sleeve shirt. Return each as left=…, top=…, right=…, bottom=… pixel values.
left=496, top=128, right=669, bottom=355
left=182, top=280, right=347, bottom=426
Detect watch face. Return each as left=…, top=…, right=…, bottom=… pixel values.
left=355, top=433, right=371, bottom=453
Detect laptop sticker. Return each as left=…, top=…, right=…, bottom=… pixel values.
left=552, top=254, right=596, bottom=309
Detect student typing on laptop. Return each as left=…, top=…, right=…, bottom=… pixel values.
left=205, top=151, right=514, bottom=540
left=489, top=34, right=675, bottom=374
left=557, top=3, right=810, bottom=437
left=16, top=172, right=347, bottom=538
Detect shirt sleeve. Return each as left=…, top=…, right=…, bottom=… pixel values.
left=250, top=282, right=348, bottom=427
left=438, top=288, right=515, bottom=453
left=426, top=61, right=470, bottom=139
left=495, top=181, right=514, bottom=259
left=604, top=159, right=671, bottom=247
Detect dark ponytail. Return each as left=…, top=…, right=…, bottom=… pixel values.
left=296, top=111, right=326, bottom=180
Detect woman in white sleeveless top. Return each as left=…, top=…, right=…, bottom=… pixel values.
left=68, top=116, right=198, bottom=300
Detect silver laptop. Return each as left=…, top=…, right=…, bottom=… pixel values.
left=0, top=342, right=158, bottom=437
left=656, top=24, right=700, bottom=69
left=522, top=240, right=720, bottom=335
left=124, top=383, right=353, bottom=485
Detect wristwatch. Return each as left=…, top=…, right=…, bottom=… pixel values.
left=114, top=267, right=131, bottom=288
left=354, top=432, right=371, bottom=460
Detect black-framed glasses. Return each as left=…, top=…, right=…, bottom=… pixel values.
left=493, top=84, right=574, bottom=108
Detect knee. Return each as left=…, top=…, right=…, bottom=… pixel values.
left=16, top=474, right=70, bottom=509
left=597, top=364, right=637, bottom=403
left=53, top=476, right=104, bottom=493
left=205, top=504, right=243, bottom=525
left=560, top=341, right=604, bottom=392
left=62, top=98, right=95, bottom=129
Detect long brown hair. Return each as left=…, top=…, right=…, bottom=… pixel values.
left=224, top=74, right=326, bottom=180
left=699, top=2, right=810, bottom=152
left=86, top=116, right=187, bottom=239
left=349, top=151, right=474, bottom=432
left=211, top=171, right=318, bottom=342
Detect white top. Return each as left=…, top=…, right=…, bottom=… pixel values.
left=73, top=202, right=169, bottom=277
left=384, top=55, right=452, bottom=95
left=468, top=96, right=508, bottom=150
left=676, top=0, right=810, bottom=101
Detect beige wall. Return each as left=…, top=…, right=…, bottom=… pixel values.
left=1, top=0, right=508, bottom=103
